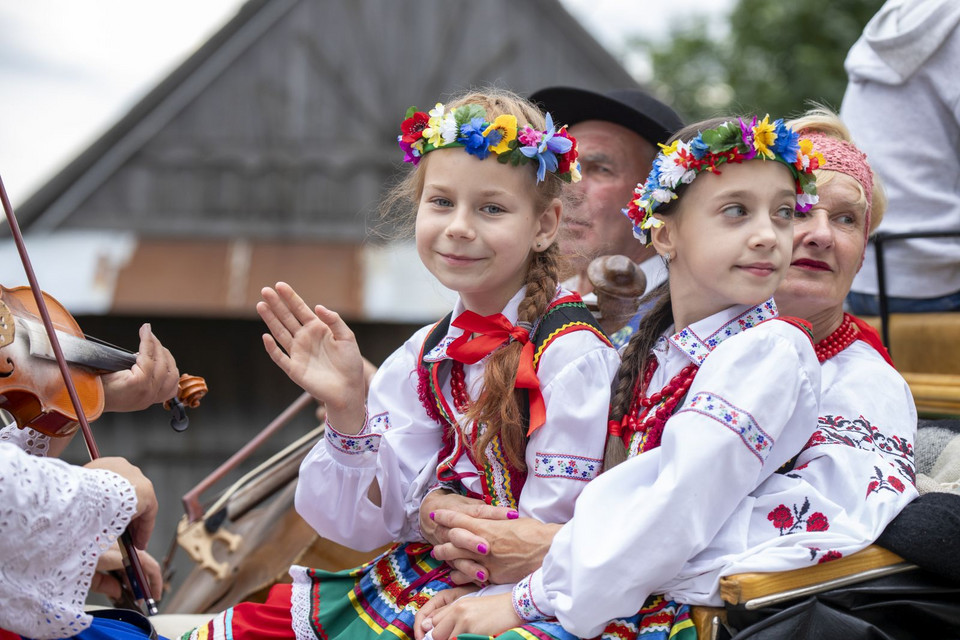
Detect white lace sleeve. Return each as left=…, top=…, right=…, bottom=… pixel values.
left=0, top=442, right=138, bottom=640
left=0, top=423, right=52, bottom=457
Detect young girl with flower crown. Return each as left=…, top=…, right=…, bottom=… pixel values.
left=412, top=116, right=826, bottom=640
left=179, top=89, right=620, bottom=640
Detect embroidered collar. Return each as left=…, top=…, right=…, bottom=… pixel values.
left=668, top=299, right=779, bottom=366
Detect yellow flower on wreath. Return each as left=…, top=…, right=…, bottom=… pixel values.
left=752, top=115, right=777, bottom=159
left=484, top=114, right=518, bottom=154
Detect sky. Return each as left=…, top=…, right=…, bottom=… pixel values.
left=0, top=0, right=733, bottom=208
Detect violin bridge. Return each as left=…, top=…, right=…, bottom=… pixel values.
left=176, top=516, right=244, bottom=580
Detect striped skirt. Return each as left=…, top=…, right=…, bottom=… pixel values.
left=179, top=543, right=696, bottom=640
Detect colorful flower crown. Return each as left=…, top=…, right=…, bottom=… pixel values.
left=623, top=115, right=824, bottom=244
left=399, top=103, right=581, bottom=183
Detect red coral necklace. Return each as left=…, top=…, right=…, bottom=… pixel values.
left=814, top=313, right=858, bottom=362
left=608, top=359, right=698, bottom=453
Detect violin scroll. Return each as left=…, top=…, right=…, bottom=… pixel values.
left=164, top=374, right=208, bottom=432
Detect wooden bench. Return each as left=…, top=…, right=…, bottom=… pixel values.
left=860, top=313, right=960, bottom=416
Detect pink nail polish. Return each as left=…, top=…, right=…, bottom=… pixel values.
left=430, top=548, right=437, bottom=559
left=507, top=510, right=519, bottom=519
left=476, top=570, right=486, bottom=581
left=429, top=511, right=436, bottom=521
left=477, top=543, right=488, bottom=554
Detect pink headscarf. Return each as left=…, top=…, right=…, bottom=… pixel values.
left=800, top=131, right=875, bottom=255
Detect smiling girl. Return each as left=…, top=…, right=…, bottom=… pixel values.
left=179, top=90, right=619, bottom=640
left=414, top=116, right=827, bottom=640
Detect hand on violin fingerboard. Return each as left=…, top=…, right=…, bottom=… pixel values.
left=258, top=282, right=367, bottom=434
left=101, top=323, right=180, bottom=413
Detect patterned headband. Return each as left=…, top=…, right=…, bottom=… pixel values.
left=623, top=116, right=822, bottom=245
left=800, top=131, right=875, bottom=242
left=398, top=103, right=581, bottom=183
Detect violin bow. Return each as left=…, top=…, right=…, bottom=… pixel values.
left=0, top=173, right=159, bottom=615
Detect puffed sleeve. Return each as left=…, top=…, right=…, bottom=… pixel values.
left=517, top=330, right=620, bottom=524
left=295, top=324, right=443, bottom=551
left=519, top=321, right=820, bottom=637
left=0, top=443, right=137, bottom=640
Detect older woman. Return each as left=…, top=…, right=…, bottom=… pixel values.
left=415, top=109, right=918, bottom=639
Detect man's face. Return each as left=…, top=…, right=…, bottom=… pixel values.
left=560, top=120, right=655, bottom=269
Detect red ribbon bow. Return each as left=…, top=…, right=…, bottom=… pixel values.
left=446, top=311, right=546, bottom=435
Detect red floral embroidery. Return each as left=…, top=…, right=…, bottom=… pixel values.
left=768, top=498, right=830, bottom=535
left=818, top=550, right=843, bottom=564
left=866, top=466, right=909, bottom=498
left=806, top=512, right=829, bottom=532
left=767, top=505, right=794, bottom=530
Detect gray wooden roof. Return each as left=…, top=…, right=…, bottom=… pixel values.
left=12, top=0, right=639, bottom=243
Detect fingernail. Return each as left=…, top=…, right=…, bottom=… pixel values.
left=476, top=570, right=486, bottom=581
left=507, top=510, right=519, bottom=519
left=429, top=511, right=435, bottom=521
left=430, top=548, right=437, bottom=559
left=477, top=543, right=488, bottom=554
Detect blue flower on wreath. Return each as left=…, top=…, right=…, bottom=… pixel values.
left=690, top=135, right=710, bottom=160
left=460, top=117, right=492, bottom=159
left=519, top=113, right=573, bottom=182
left=770, top=119, right=800, bottom=164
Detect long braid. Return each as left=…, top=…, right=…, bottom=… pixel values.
left=469, top=244, right=560, bottom=471
left=603, top=283, right=673, bottom=470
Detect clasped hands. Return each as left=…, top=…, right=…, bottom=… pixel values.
left=412, top=491, right=560, bottom=639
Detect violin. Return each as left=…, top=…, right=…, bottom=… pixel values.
left=0, top=170, right=202, bottom=617
left=0, top=284, right=207, bottom=437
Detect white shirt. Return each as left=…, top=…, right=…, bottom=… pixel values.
left=518, top=301, right=823, bottom=637
left=294, top=287, right=621, bottom=553
left=0, top=426, right=137, bottom=639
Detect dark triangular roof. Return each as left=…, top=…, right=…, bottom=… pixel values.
left=13, top=0, right=640, bottom=241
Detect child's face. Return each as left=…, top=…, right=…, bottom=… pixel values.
left=415, top=149, right=558, bottom=315
left=655, top=160, right=796, bottom=327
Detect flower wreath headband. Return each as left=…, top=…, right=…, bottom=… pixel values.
left=624, top=115, right=824, bottom=245
left=399, top=102, right=581, bottom=183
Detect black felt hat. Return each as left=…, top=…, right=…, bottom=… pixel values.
left=530, top=86, right=684, bottom=146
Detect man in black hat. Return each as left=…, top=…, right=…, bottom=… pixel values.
left=530, top=87, right=683, bottom=299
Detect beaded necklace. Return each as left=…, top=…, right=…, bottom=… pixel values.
left=608, top=358, right=698, bottom=454
left=449, top=361, right=470, bottom=413
left=814, top=313, right=858, bottom=363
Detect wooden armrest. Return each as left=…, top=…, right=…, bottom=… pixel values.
left=720, top=545, right=913, bottom=610
left=902, top=372, right=960, bottom=415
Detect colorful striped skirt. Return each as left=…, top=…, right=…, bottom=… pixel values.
left=179, top=542, right=697, bottom=640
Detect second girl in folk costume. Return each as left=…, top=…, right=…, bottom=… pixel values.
left=415, top=116, right=826, bottom=640
left=180, top=90, right=619, bottom=640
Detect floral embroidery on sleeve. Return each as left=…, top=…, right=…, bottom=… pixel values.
left=767, top=498, right=830, bottom=535
left=865, top=465, right=906, bottom=498
left=807, top=546, right=844, bottom=563
left=533, top=452, right=601, bottom=481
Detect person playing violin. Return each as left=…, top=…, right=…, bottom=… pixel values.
left=0, top=323, right=180, bottom=640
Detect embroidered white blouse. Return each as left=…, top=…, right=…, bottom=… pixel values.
left=0, top=425, right=137, bottom=640
left=294, top=287, right=620, bottom=553
left=514, top=301, right=823, bottom=637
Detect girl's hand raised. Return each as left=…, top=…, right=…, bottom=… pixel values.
left=258, top=282, right=366, bottom=433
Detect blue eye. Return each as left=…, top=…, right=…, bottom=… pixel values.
left=722, top=204, right=746, bottom=217
left=774, top=206, right=794, bottom=221
left=481, top=204, right=505, bottom=215
left=431, top=197, right=453, bottom=208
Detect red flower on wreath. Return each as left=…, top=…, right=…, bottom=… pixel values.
left=401, top=111, right=429, bottom=145
left=555, top=127, right=579, bottom=174
left=767, top=504, right=794, bottom=530
left=805, top=512, right=829, bottom=532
